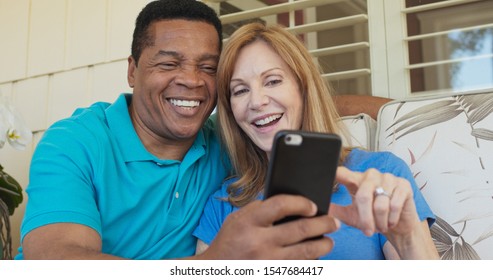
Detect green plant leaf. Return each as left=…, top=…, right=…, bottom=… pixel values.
left=0, top=164, right=23, bottom=216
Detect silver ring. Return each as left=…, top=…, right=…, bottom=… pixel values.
left=374, top=187, right=390, bottom=197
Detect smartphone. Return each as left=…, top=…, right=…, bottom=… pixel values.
left=264, top=130, right=341, bottom=224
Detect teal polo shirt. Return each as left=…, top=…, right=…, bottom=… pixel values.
left=16, top=94, right=230, bottom=259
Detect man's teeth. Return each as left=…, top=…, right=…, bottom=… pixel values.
left=170, top=99, right=200, bottom=108
left=254, top=114, right=282, bottom=126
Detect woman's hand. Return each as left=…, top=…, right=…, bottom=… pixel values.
left=331, top=166, right=419, bottom=236
left=330, top=166, right=438, bottom=259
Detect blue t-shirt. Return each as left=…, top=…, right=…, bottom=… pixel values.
left=193, top=149, right=435, bottom=260
left=16, top=94, right=230, bottom=259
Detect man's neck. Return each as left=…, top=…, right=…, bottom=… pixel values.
left=144, top=138, right=195, bottom=161
left=128, top=104, right=196, bottom=161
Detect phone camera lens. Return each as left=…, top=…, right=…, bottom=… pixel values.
left=284, top=134, right=302, bottom=145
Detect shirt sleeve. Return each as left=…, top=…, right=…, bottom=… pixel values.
left=20, top=119, right=103, bottom=243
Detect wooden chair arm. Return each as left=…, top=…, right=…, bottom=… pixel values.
left=333, top=95, right=393, bottom=120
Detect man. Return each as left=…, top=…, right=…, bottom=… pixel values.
left=17, top=0, right=337, bottom=259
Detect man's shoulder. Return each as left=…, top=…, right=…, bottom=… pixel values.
left=70, top=101, right=111, bottom=123
left=41, top=101, right=114, bottom=149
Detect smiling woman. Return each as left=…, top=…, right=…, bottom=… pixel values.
left=228, top=39, right=304, bottom=154
left=192, top=22, right=439, bottom=260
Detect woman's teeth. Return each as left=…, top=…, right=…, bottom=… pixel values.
left=254, top=114, right=282, bottom=126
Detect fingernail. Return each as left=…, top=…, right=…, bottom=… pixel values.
left=311, top=202, right=318, bottom=215
left=334, top=218, right=341, bottom=229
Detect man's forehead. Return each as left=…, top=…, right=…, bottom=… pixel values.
left=148, top=20, right=219, bottom=53
left=150, top=19, right=218, bottom=40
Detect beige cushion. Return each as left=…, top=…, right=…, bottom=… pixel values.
left=339, top=113, right=376, bottom=150
left=375, top=90, right=493, bottom=259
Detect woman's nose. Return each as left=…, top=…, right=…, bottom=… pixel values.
left=248, top=88, right=270, bottom=110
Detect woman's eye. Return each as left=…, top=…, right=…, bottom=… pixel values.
left=266, top=79, right=282, bottom=87
left=232, top=88, right=249, bottom=96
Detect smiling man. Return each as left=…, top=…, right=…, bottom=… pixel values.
left=16, top=0, right=338, bottom=260
left=127, top=19, right=219, bottom=160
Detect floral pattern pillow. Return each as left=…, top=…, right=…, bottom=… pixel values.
left=375, top=91, right=493, bottom=260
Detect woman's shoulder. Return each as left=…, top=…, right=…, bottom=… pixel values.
left=345, top=148, right=407, bottom=173
left=208, top=177, right=239, bottom=200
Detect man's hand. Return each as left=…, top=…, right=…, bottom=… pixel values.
left=196, top=194, right=339, bottom=259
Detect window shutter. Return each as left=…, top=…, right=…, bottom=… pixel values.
left=205, top=0, right=372, bottom=96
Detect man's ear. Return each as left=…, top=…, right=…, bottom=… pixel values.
left=127, top=56, right=136, bottom=88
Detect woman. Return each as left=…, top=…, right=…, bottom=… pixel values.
left=193, top=22, right=439, bottom=259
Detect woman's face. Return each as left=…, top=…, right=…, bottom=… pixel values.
left=229, top=40, right=303, bottom=156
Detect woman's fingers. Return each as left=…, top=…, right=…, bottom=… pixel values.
left=333, top=166, right=415, bottom=236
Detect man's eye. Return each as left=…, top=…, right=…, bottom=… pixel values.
left=200, top=65, right=217, bottom=74
left=158, top=62, right=178, bottom=69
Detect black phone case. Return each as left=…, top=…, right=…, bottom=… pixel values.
left=264, top=130, right=341, bottom=223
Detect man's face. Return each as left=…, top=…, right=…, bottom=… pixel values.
left=128, top=19, right=219, bottom=145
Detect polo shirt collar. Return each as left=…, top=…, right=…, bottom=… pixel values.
left=105, top=94, right=206, bottom=163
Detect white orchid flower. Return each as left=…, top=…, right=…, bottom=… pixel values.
left=0, top=97, right=32, bottom=150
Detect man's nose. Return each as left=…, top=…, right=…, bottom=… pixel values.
left=174, top=66, right=204, bottom=88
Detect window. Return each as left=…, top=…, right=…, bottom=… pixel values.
left=205, top=0, right=493, bottom=99
left=404, top=0, right=493, bottom=95
left=206, top=0, right=371, bottom=96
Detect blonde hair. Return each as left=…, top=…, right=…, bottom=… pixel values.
left=217, top=22, right=349, bottom=207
